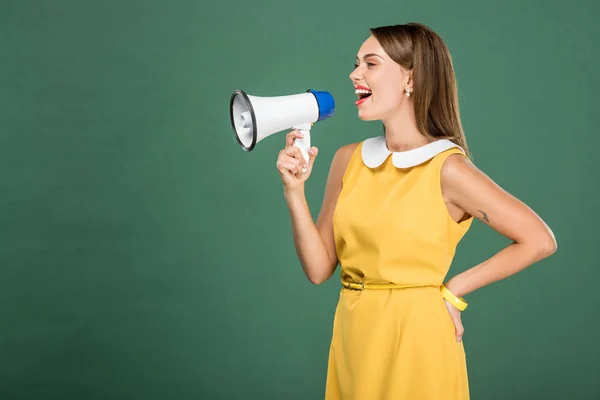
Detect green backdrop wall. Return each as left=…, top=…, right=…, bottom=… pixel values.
left=1, top=0, right=597, bottom=399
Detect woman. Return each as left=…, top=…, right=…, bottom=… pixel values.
left=276, top=22, right=557, bottom=400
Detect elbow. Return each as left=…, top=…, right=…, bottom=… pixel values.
left=307, top=265, right=336, bottom=285
left=308, top=275, right=328, bottom=285
left=523, top=226, right=557, bottom=259
left=537, top=235, right=558, bottom=258
left=307, top=259, right=338, bottom=285
left=544, top=238, right=558, bottom=256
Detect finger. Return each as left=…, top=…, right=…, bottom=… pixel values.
left=278, top=160, right=300, bottom=175
left=287, top=147, right=309, bottom=168
left=309, top=146, right=318, bottom=161
left=284, top=145, right=304, bottom=160
left=280, top=154, right=303, bottom=169
left=306, top=146, right=318, bottom=171
left=276, top=158, right=295, bottom=173
left=276, top=160, right=290, bottom=174
left=285, top=129, right=305, bottom=149
left=454, top=320, right=464, bottom=342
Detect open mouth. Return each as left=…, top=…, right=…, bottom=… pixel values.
left=356, top=89, right=372, bottom=100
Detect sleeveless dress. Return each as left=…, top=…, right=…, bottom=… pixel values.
left=325, top=135, right=474, bottom=400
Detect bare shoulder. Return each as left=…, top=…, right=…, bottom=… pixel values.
left=321, top=141, right=360, bottom=195
left=335, top=141, right=361, bottom=160
left=439, top=152, right=487, bottom=214
left=319, top=140, right=361, bottom=216
left=440, top=152, right=479, bottom=185
left=330, top=141, right=360, bottom=176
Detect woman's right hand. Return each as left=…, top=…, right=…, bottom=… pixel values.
left=276, top=129, right=318, bottom=193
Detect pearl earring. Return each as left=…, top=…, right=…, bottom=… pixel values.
left=405, top=88, right=412, bottom=97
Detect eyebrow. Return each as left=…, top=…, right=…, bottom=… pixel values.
left=356, top=53, right=383, bottom=60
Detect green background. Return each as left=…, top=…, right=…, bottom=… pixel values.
left=1, top=0, right=597, bottom=399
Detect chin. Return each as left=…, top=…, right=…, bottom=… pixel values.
left=357, top=110, right=381, bottom=121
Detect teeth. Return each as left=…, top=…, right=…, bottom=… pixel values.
left=354, top=89, right=372, bottom=94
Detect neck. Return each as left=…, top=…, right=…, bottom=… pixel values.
left=381, top=103, right=431, bottom=152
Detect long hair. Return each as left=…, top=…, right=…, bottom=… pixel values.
left=370, top=23, right=472, bottom=160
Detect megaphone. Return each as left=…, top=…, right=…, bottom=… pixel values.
left=229, top=89, right=335, bottom=173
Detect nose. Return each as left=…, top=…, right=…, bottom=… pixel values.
left=349, top=68, right=361, bottom=82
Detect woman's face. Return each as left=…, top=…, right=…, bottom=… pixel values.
left=349, top=35, right=412, bottom=121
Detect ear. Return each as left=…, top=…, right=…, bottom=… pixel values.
left=405, top=70, right=413, bottom=90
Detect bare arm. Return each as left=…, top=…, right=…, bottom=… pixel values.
left=441, top=154, right=558, bottom=297
left=285, top=143, right=358, bottom=284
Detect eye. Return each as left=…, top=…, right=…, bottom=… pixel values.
left=352, top=62, right=376, bottom=70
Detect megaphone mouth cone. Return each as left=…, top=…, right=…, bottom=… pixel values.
left=230, top=89, right=257, bottom=151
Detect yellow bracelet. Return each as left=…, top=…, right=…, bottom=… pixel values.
left=440, top=284, right=468, bottom=311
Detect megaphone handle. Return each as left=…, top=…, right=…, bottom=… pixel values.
left=293, top=129, right=310, bottom=173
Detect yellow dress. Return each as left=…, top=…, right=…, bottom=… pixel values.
left=325, top=135, right=474, bottom=400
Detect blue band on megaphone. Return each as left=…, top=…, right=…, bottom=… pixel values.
left=306, top=89, right=335, bottom=122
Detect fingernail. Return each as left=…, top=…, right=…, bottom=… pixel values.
left=303, top=163, right=308, bottom=168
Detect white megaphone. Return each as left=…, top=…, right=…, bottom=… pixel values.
left=230, top=89, right=335, bottom=173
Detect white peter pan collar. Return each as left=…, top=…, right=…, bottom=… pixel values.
left=361, top=135, right=465, bottom=169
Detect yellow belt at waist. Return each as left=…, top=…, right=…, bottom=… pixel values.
left=341, top=278, right=441, bottom=291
